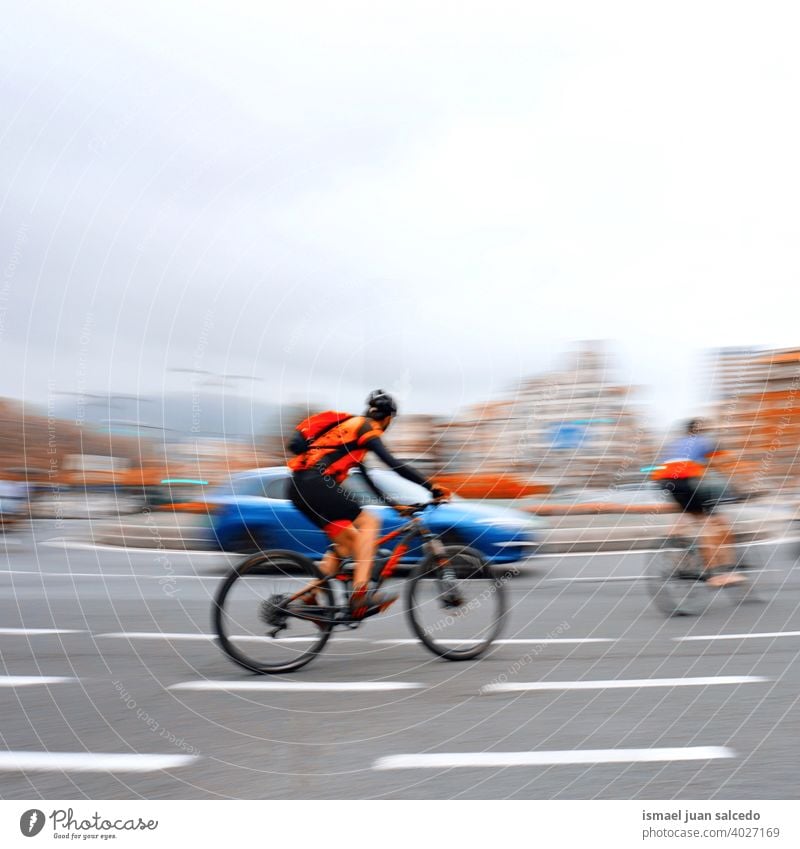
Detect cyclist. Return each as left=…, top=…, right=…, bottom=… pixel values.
left=287, top=390, right=450, bottom=618
left=653, top=418, right=744, bottom=587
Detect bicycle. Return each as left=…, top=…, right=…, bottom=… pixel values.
left=212, top=501, right=508, bottom=673
left=648, top=521, right=760, bottom=616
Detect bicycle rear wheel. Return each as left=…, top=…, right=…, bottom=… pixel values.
left=213, top=550, right=334, bottom=674
left=647, top=543, right=708, bottom=617
left=406, top=545, right=507, bottom=660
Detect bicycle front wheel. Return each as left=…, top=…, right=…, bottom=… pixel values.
left=406, top=545, right=507, bottom=660
left=647, top=544, right=708, bottom=617
left=213, top=550, right=334, bottom=674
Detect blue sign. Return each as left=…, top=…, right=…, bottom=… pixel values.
left=550, top=422, right=586, bottom=450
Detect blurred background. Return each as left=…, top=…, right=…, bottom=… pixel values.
left=3, top=0, right=800, bottom=803
left=2, top=2, right=800, bottom=513
left=0, top=338, right=798, bottom=518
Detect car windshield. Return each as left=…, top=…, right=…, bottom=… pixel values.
left=342, top=469, right=434, bottom=506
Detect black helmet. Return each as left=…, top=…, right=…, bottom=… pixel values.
left=365, top=389, right=398, bottom=419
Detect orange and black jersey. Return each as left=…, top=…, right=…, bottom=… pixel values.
left=288, top=415, right=430, bottom=490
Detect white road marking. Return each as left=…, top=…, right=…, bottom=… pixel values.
left=376, top=637, right=612, bottom=646
left=94, top=632, right=614, bottom=647
left=0, top=569, right=220, bottom=581
left=35, top=532, right=800, bottom=561
left=170, top=680, right=422, bottom=693
left=544, top=568, right=780, bottom=584
left=0, top=628, right=86, bottom=636
left=481, top=675, right=769, bottom=694
left=533, top=535, right=800, bottom=559
left=546, top=575, right=649, bottom=583
left=41, top=538, right=231, bottom=557
left=676, top=631, right=800, bottom=642
left=0, top=676, right=75, bottom=687
left=99, top=632, right=216, bottom=641
left=0, top=752, right=199, bottom=772
left=99, top=631, right=324, bottom=644
left=373, top=746, right=736, bottom=770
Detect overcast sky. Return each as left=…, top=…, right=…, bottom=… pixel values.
left=2, top=1, right=799, bottom=426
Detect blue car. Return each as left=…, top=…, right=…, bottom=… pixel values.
left=210, top=466, right=542, bottom=564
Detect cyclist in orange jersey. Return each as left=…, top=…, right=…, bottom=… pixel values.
left=287, top=390, right=449, bottom=618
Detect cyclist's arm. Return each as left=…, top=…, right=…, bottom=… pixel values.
left=365, top=436, right=434, bottom=491
left=358, top=463, right=393, bottom=505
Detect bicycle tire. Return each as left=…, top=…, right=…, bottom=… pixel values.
left=647, top=544, right=708, bottom=617
left=213, top=549, right=335, bottom=674
left=405, top=545, right=507, bottom=660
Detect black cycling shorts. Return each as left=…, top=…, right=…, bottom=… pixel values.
left=662, top=477, right=713, bottom=515
left=288, top=470, right=362, bottom=538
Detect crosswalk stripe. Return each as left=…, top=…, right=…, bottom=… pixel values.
left=481, top=675, right=769, bottom=694
left=373, top=746, right=736, bottom=770
left=0, top=752, right=199, bottom=772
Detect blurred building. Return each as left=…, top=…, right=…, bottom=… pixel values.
left=0, top=398, right=151, bottom=483
left=435, top=342, right=652, bottom=491
left=158, top=436, right=270, bottom=482
left=380, top=414, right=440, bottom=474
left=707, top=346, right=800, bottom=493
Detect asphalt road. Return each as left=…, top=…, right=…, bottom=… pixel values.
left=1, top=520, right=799, bottom=799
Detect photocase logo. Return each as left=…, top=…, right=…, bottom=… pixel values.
left=19, top=809, right=45, bottom=837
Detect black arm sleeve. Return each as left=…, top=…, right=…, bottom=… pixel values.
left=359, top=465, right=392, bottom=504
left=367, top=437, right=433, bottom=490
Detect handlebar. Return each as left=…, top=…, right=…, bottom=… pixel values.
left=393, top=498, right=447, bottom=516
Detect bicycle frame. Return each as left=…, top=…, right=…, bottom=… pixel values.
left=372, top=513, right=447, bottom=584
left=285, top=507, right=446, bottom=610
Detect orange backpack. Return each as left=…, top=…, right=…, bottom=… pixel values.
left=287, top=411, right=354, bottom=456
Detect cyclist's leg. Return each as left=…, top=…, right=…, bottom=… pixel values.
left=664, top=479, right=698, bottom=541
left=702, top=509, right=745, bottom=586
left=351, top=510, right=380, bottom=589
left=697, top=513, right=719, bottom=569
left=350, top=512, right=396, bottom=618
left=318, top=543, right=343, bottom=577
left=289, top=471, right=361, bottom=598
left=670, top=509, right=694, bottom=539
left=296, top=524, right=357, bottom=606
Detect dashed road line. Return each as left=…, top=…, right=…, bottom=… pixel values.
left=0, top=752, right=199, bottom=772
left=0, top=628, right=86, bottom=636
left=99, top=632, right=320, bottom=643
left=100, top=632, right=216, bottom=641
left=0, top=676, right=75, bottom=687
left=41, top=538, right=231, bottom=557
left=7, top=627, right=800, bottom=650
left=97, top=633, right=614, bottom=646
left=481, top=675, right=769, bottom=694
left=376, top=638, right=613, bottom=646
left=675, top=631, right=800, bottom=642
left=0, top=569, right=220, bottom=581
left=170, top=680, right=423, bottom=693
left=373, top=746, right=736, bottom=770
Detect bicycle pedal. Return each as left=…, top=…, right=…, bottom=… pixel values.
left=333, top=608, right=355, bottom=624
